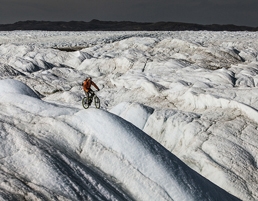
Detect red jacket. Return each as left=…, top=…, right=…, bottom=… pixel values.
left=82, top=79, right=99, bottom=92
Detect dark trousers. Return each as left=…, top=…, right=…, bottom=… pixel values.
left=85, top=89, right=95, bottom=99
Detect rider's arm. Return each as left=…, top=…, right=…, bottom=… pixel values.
left=91, top=81, right=100, bottom=91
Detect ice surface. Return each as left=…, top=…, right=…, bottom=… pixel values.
left=0, top=30, right=258, bottom=200
left=0, top=79, right=240, bottom=201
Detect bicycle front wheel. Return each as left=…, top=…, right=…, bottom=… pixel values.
left=94, top=96, right=100, bottom=109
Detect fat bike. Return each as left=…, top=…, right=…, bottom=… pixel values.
left=82, top=91, right=100, bottom=109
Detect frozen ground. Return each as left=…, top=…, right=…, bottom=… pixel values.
left=0, top=30, right=258, bottom=200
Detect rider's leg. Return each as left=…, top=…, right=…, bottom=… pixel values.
left=88, top=90, right=95, bottom=105
left=84, top=91, right=92, bottom=105
left=89, top=89, right=95, bottom=99
left=84, top=91, right=89, bottom=99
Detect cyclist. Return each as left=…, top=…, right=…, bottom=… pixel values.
left=82, top=77, right=100, bottom=101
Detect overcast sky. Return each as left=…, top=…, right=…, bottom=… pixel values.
left=1, top=0, right=257, bottom=27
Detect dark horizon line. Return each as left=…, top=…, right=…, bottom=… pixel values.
left=2, top=19, right=258, bottom=27
left=0, top=19, right=257, bottom=31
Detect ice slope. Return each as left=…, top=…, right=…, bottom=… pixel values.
left=1, top=31, right=258, bottom=200
left=0, top=79, right=240, bottom=201
left=111, top=102, right=258, bottom=201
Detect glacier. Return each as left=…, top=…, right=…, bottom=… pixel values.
left=0, top=30, right=258, bottom=200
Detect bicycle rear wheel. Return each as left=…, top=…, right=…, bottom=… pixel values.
left=94, top=96, right=100, bottom=109
left=82, top=96, right=90, bottom=109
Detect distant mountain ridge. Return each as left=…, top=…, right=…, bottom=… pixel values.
left=0, top=19, right=257, bottom=31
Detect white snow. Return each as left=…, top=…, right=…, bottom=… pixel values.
left=1, top=30, right=258, bottom=200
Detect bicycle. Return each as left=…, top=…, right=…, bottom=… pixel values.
left=82, top=91, right=100, bottom=109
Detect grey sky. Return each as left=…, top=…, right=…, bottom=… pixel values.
left=1, top=0, right=257, bottom=27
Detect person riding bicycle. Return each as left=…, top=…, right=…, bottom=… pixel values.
left=82, top=77, right=100, bottom=100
